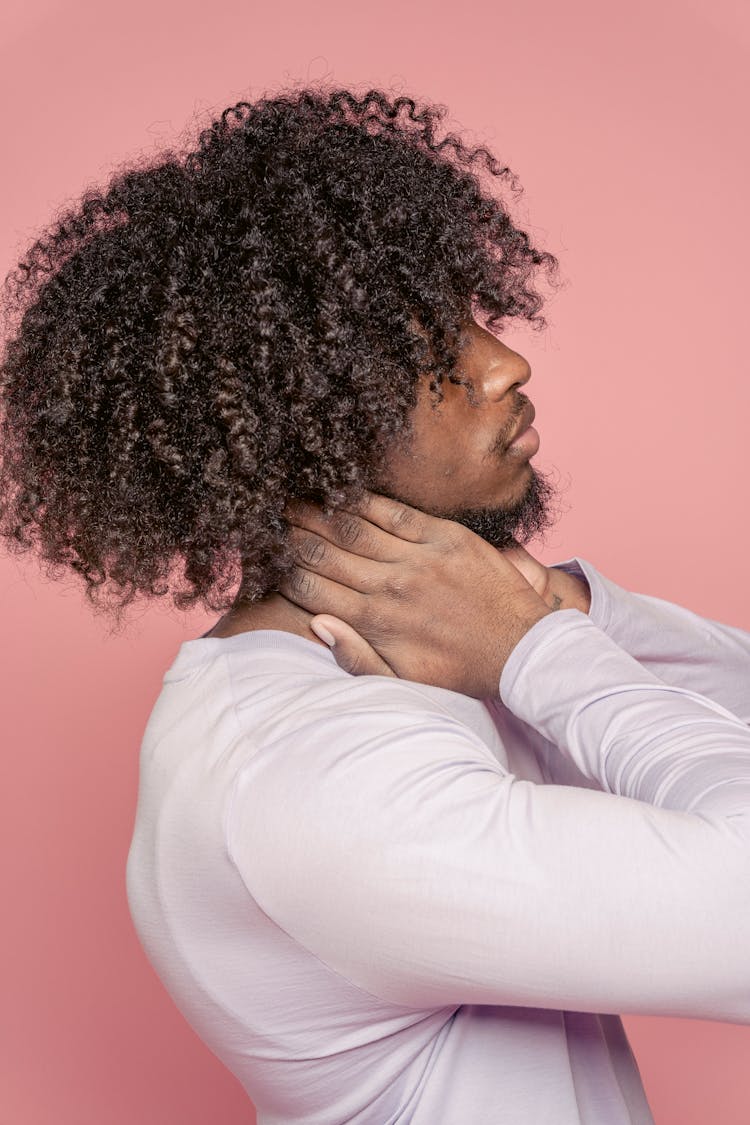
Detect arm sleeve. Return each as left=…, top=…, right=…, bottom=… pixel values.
left=550, top=556, right=750, bottom=724
left=226, top=611, right=750, bottom=1023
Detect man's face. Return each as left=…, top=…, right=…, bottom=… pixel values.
left=371, top=320, right=560, bottom=550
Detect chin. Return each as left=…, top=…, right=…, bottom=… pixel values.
left=446, top=466, right=560, bottom=549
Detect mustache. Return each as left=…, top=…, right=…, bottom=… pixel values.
left=494, top=391, right=531, bottom=452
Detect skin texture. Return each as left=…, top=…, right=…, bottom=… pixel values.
left=205, top=320, right=590, bottom=654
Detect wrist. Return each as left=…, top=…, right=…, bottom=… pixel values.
left=489, top=601, right=554, bottom=696
left=544, top=567, right=591, bottom=614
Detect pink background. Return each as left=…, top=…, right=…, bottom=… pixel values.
left=2, top=0, right=749, bottom=1120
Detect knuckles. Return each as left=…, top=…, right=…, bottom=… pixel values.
left=287, top=566, right=319, bottom=599
left=329, top=512, right=365, bottom=546
left=380, top=574, right=410, bottom=602
left=388, top=504, right=414, bottom=532
left=295, top=532, right=329, bottom=567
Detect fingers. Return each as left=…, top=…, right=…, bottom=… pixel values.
left=285, top=504, right=405, bottom=566
left=287, top=525, right=390, bottom=594
left=277, top=563, right=371, bottom=628
left=284, top=489, right=452, bottom=548
left=498, top=545, right=550, bottom=601
left=309, top=616, right=398, bottom=679
left=340, top=490, right=430, bottom=542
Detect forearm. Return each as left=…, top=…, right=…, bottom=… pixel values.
left=548, top=556, right=750, bottom=724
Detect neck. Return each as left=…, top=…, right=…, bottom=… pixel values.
left=206, top=591, right=329, bottom=647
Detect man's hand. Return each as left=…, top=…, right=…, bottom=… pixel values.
left=503, top=544, right=592, bottom=615
left=500, top=544, right=553, bottom=602
left=278, top=490, right=554, bottom=698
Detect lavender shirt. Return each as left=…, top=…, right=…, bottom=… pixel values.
left=126, top=557, right=750, bottom=1123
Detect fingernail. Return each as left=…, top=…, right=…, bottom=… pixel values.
left=310, top=621, right=336, bottom=647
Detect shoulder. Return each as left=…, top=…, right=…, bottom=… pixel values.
left=225, top=640, right=496, bottom=749
left=225, top=668, right=506, bottom=863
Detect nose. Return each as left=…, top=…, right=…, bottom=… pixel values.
left=484, top=354, right=532, bottom=401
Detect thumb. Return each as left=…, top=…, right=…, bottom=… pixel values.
left=309, top=616, right=397, bottom=679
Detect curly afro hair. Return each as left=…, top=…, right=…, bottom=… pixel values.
left=0, top=83, right=560, bottom=630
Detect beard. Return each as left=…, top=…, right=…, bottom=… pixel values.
left=437, top=464, right=561, bottom=550
left=373, top=461, right=562, bottom=552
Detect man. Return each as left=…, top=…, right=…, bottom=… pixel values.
left=3, top=81, right=748, bottom=1123
left=186, top=322, right=750, bottom=1125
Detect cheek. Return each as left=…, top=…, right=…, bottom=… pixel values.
left=378, top=399, right=504, bottom=496
left=440, top=421, right=497, bottom=477
left=428, top=436, right=505, bottom=502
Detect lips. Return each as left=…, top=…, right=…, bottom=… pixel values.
left=509, top=400, right=536, bottom=445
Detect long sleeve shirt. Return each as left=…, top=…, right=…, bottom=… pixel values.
left=125, top=556, right=750, bottom=1124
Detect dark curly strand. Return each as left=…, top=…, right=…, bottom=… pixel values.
left=0, top=83, right=560, bottom=629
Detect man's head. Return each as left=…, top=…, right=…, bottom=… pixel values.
left=0, top=84, right=561, bottom=627
left=372, top=319, right=558, bottom=551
